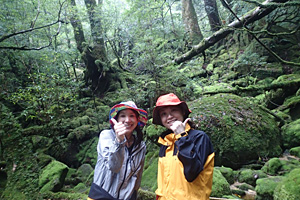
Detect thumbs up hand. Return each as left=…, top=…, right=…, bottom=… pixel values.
left=110, top=118, right=126, bottom=143
left=170, top=118, right=190, bottom=135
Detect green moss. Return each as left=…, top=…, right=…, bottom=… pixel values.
left=214, top=166, right=234, bottom=184
left=211, top=168, right=231, bottom=197
left=41, top=191, right=88, bottom=199
left=261, top=158, right=282, bottom=175
left=189, top=93, right=282, bottom=169
left=141, top=156, right=158, bottom=192
left=39, top=160, right=69, bottom=193
left=274, top=168, right=300, bottom=200
left=290, top=146, right=300, bottom=158
left=237, top=169, right=267, bottom=186
left=281, top=119, right=300, bottom=149
left=138, top=188, right=156, bottom=200
left=255, top=176, right=284, bottom=200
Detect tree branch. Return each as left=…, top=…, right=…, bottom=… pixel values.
left=0, top=1, right=66, bottom=50
left=242, top=0, right=300, bottom=8
left=170, top=0, right=300, bottom=66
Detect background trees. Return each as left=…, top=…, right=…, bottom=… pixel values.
left=0, top=0, right=300, bottom=199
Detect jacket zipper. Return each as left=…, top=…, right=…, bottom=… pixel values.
left=116, top=142, right=145, bottom=199
left=117, top=151, right=130, bottom=199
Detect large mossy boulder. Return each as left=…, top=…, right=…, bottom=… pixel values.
left=273, top=168, right=300, bottom=200
left=189, top=93, right=282, bottom=169
left=39, top=160, right=69, bottom=193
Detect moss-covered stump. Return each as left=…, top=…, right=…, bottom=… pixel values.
left=281, top=119, right=300, bottom=149
left=189, top=93, right=282, bottom=169
left=274, top=168, right=300, bottom=200
left=211, top=168, right=231, bottom=198
left=39, top=160, right=69, bottom=193
left=255, top=176, right=284, bottom=200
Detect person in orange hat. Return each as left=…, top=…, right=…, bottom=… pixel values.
left=88, top=101, right=148, bottom=200
left=153, top=93, right=215, bottom=200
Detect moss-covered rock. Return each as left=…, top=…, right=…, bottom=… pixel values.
left=214, top=166, right=235, bottom=184
left=41, top=190, right=88, bottom=199
left=255, top=176, right=284, bottom=200
left=76, top=163, right=93, bottom=183
left=189, top=93, right=282, bottom=169
left=237, top=169, right=267, bottom=187
left=274, top=168, right=300, bottom=200
left=137, top=188, right=156, bottom=200
left=140, top=151, right=159, bottom=192
left=290, top=146, right=300, bottom=158
left=39, top=160, right=69, bottom=193
left=261, top=157, right=282, bottom=175
left=211, top=168, right=231, bottom=197
left=281, top=119, right=300, bottom=149
left=262, top=157, right=300, bottom=176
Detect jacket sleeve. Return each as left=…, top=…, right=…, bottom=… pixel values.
left=176, top=130, right=214, bottom=182
left=97, top=129, right=127, bottom=173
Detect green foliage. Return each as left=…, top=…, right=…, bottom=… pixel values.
left=8, top=73, right=80, bottom=124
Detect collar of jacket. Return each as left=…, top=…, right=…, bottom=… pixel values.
left=158, top=123, right=191, bottom=146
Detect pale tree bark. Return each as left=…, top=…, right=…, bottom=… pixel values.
left=181, top=0, right=203, bottom=45
left=204, top=0, right=222, bottom=31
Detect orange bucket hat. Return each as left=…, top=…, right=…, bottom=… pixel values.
left=152, top=93, right=191, bottom=125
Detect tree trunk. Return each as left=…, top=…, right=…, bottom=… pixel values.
left=181, top=0, right=203, bottom=45
left=69, top=0, right=85, bottom=53
left=69, top=0, right=112, bottom=94
left=174, top=0, right=289, bottom=64
left=204, top=0, right=222, bottom=31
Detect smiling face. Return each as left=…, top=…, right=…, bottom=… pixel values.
left=116, top=109, right=139, bottom=135
left=159, top=105, right=184, bottom=130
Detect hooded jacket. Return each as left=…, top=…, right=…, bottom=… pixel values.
left=155, top=124, right=215, bottom=200
left=88, top=129, right=146, bottom=200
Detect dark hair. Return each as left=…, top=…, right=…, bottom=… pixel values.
left=135, top=126, right=143, bottom=145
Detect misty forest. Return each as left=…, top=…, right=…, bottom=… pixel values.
left=0, top=0, right=300, bottom=199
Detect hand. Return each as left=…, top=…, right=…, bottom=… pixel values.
left=111, top=118, right=126, bottom=143
left=170, top=118, right=190, bottom=135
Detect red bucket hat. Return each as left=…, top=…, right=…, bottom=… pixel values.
left=152, top=93, right=191, bottom=125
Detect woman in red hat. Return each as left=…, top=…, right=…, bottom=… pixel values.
left=88, top=101, right=148, bottom=200
left=153, top=93, right=215, bottom=200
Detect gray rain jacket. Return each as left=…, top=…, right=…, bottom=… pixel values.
left=90, top=129, right=146, bottom=200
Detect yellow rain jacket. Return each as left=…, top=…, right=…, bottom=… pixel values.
left=155, top=124, right=215, bottom=200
